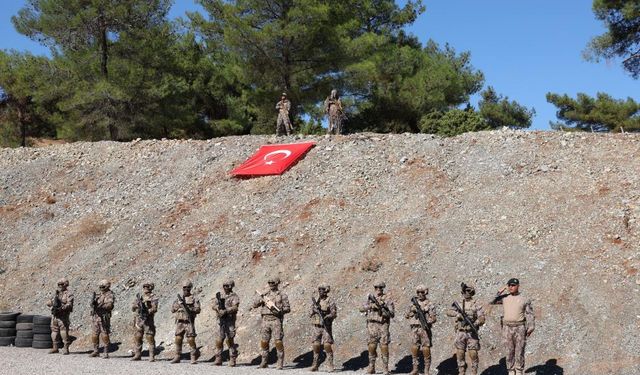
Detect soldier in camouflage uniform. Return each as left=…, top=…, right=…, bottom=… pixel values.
left=490, top=278, right=535, bottom=375
left=252, top=276, right=291, bottom=369
left=46, top=278, right=74, bottom=355
left=309, top=283, right=337, bottom=372
left=211, top=279, right=240, bottom=367
left=405, top=285, right=436, bottom=375
left=446, top=283, right=485, bottom=375
left=359, top=281, right=395, bottom=375
left=324, top=89, right=344, bottom=135
left=89, top=279, right=115, bottom=359
left=171, top=280, right=202, bottom=364
left=131, top=281, right=159, bottom=362
left=275, top=93, right=293, bottom=136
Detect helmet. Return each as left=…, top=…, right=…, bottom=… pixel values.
left=223, top=279, right=235, bottom=288
left=182, top=280, right=193, bottom=288
left=318, top=283, right=330, bottom=293
left=416, top=284, right=428, bottom=293
left=99, top=280, right=111, bottom=289
left=267, top=277, right=280, bottom=285
left=373, top=280, right=386, bottom=288
left=142, top=281, right=154, bottom=289
left=281, top=92, right=287, bottom=97
left=461, top=283, right=476, bottom=296
left=57, top=278, right=69, bottom=287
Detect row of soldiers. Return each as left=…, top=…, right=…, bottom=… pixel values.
left=46, top=277, right=534, bottom=375
left=275, top=90, right=345, bottom=136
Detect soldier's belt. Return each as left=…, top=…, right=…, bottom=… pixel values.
left=367, top=319, right=386, bottom=324
left=177, top=319, right=190, bottom=323
left=503, top=321, right=526, bottom=327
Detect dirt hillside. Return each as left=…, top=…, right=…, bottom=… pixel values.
left=0, top=130, right=639, bottom=374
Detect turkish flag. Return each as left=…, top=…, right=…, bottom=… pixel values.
left=231, top=142, right=315, bottom=176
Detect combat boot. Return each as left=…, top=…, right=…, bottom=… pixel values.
left=131, top=332, right=143, bottom=361
left=324, top=344, right=334, bottom=372
left=229, top=357, right=236, bottom=367
left=367, top=343, right=377, bottom=374
left=131, top=349, right=142, bottom=361
left=89, top=334, right=100, bottom=357
left=310, top=343, right=321, bottom=371
left=275, top=340, right=285, bottom=370
left=214, top=339, right=224, bottom=365
left=188, top=337, right=200, bottom=364
left=171, top=336, right=183, bottom=364
left=227, top=338, right=237, bottom=367
left=61, top=342, right=70, bottom=355
left=409, top=345, right=420, bottom=375
left=60, top=330, right=70, bottom=355
left=380, top=344, right=390, bottom=375
left=48, top=343, right=59, bottom=354
left=101, top=334, right=110, bottom=359
left=258, top=340, right=269, bottom=368
left=146, top=335, right=156, bottom=362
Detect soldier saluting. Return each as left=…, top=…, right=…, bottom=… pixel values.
left=171, top=280, right=201, bottom=364
left=46, top=278, right=74, bottom=355
left=405, top=285, right=436, bottom=375
left=253, top=276, right=291, bottom=369
left=446, top=283, right=484, bottom=375
left=360, top=281, right=395, bottom=375
left=490, top=278, right=535, bottom=375
left=130, top=281, right=159, bottom=362
left=309, top=283, right=337, bottom=372
left=211, top=279, right=240, bottom=367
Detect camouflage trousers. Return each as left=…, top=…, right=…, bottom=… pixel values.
left=454, top=330, right=480, bottom=351
left=175, top=319, right=197, bottom=337
left=216, top=320, right=238, bottom=358
left=51, top=315, right=71, bottom=344
left=410, top=325, right=432, bottom=348
left=133, top=316, right=156, bottom=336
left=366, top=321, right=390, bottom=345
left=91, top=314, right=111, bottom=335
left=503, top=323, right=527, bottom=371
left=454, top=331, right=479, bottom=374
left=260, top=316, right=284, bottom=342
left=276, top=114, right=293, bottom=135
left=311, top=324, right=334, bottom=345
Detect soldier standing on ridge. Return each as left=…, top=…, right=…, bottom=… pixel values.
left=171, top=280, right=201, bottom=364
left=324, top=89, right=345, bottom=135
left=211, top=279, right=240, bottom=367
left=46, top=278, right=74, bottom=355
left=309, top=283, right=337, bottom=372
left=446, top=283, right=485, bottom=375
left=252, top=277, right=291, bottom=369
left=276, top=93, right=293, bottom=136
left=490, top=278, right=535, bottom=375
left=359, top=281, right=395, bottom=375
left=405, top=285, right=436, bottom=375
left=89, top=279, right=115, bottom=359
left=131, top=281, right=159, bottom=362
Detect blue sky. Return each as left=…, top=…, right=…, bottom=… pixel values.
left=1, top=0, right=637, bottom=130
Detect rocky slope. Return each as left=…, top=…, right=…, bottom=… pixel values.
left=0, top=130, right=639, bottom=374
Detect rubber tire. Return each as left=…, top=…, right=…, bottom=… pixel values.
left=0, top=328, right=17, bottom=337
left=14, top=338, right=33, bottom=347
left=32, top=340, right=53, bottom=349
left=0, top=312, right=20, bottom=321
left=16, top=330, right=33, bottom=338
left=33, top=316, right=51, bottom=325
left=33, top=325, right=51, bottom=334
left=33, top=333, right=54, bottom=341
left=0, top=336, right=16, bottom=346
left=16, top=314, right=34, bottom=323
left=0, top=321, right=16, bottom=328
left=16, top=323, right=33, bottom=330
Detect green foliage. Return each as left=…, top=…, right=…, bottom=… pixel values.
left=586, top=0, right=640, bottom=78
left=419, top=109, right=489, bottom=137
left=479, top=86, right=535, bottom=129
left=546, top=92, right=640, bottom=132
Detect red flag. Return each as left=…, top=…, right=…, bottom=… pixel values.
left=231, top=142, right=315, bottom=176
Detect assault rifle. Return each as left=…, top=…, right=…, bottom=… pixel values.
left=177, top=294, right=195, bottom=326
left=367, top=294, right=392, bottom=317
left=136, top=293, right=149, bottom=321
left=311, top=296, right=333, bottom=341
left=451, top=301, right=479, bottom=338
left=215, top=292, right=226, bottom=325
left=410, top=297, right=432, bottom=338
left=255, top=290, right=281, bottom=314
left=51, top=290, right=62, bottom=315
left=90, top=292, right=98, bottom=316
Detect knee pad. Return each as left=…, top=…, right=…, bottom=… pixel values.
left=410, top=345, right=419, bottom=356
left=275, top=340, right=284, bottom=351
left=260, top=340, right=269, bottom=350
left=323, top=344, right=333, bottom=353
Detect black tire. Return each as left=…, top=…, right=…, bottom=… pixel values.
left=0, top=321, right=16, bottom=328
left=0, top=336, right=16, bottom=346
left=14, top=338, right=33, bottom=347
left=32, top=340, right=53, bottom=349
left=33, top=333, right=53, bottom=341
left=0, top=328, right=17, bottom=337
left=32, top=325, right=51, bottom=334
left=32, top=315, right=51, bottom=325
left=0, top=312, right=20, bottom=321
left=16, top=314, right=34, bottom=323
left=16, top=330, right=33, bottom=338
left=16, top=323, right=33, bottom=330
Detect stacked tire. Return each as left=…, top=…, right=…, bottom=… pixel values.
left=0, top=312, right=20, bottom=347
left=15, top=314, right=34, bottom=347
left=32, top=315, right=59, bottom=349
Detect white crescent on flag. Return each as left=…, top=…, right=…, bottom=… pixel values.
left=263, top=149, right=292, bottom=165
